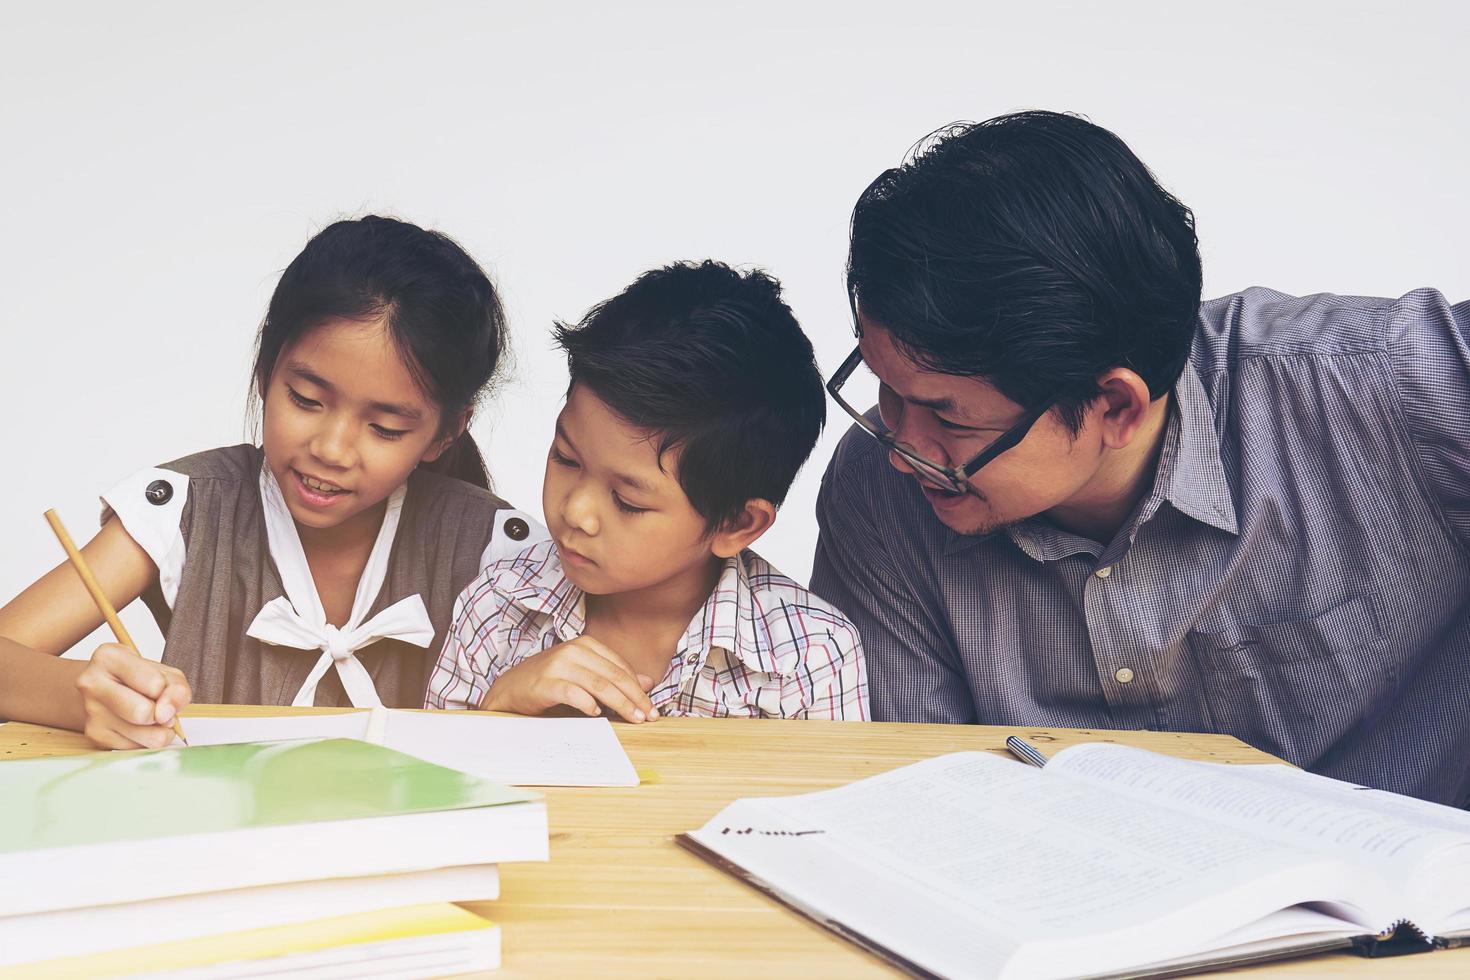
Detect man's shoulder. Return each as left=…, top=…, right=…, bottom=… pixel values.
left=1192, top=287, right=1442, bottom=373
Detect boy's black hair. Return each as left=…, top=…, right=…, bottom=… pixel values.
left=847, top=110, right=1203, bottom=433
left=554, top=261, right=825, bottom=530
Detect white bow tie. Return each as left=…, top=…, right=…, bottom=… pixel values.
left=246, top=466, right=435, bottom=708
left=247, top=594, right=435, bottom=707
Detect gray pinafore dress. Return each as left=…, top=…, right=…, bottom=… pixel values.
left=100, top=444, right=547, bottom=708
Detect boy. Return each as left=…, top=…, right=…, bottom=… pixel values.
left=426, top=261, right=868, bottom=720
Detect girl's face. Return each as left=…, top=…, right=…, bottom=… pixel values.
left=261, top=317, right=451, bottom=535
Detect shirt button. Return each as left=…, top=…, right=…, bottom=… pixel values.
left=145, top=479, right=174, bottom=505
left=1095, top=565, right=1113, bottom=579
left=503, top=517, right=529, bottom=541
left=1115, top=667, right=1135, bottom=684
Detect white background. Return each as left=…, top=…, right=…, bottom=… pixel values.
left=2, top=0, right=1466, bottom=659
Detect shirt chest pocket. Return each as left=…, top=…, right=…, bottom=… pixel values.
left=1187, top=593, right=1393, bottom=768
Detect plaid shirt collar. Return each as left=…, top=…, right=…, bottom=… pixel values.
left=495, top=541, right=793, bottom=678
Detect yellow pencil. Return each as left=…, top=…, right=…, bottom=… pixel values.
left=43, top=509, right=189, bottom=745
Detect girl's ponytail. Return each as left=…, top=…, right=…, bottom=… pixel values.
left=422, top=431, right=492, bottom=490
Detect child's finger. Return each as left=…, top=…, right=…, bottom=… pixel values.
left=554, top=681, right=602, bottom=718
left=567, top=639, right=656, bottom=714
left=633, top=674, right=661, bottom=719
left=565, top=662, right=653, bottom=723
left=78, top=663, right=164, bottom=729
left=99, top=716, right=179, bottom=750
left=154, top=666, right=193, bottom=725
left=569, top=636, right=644, bottom=681
left=81, top=718, right=139, bottom=750
left=575, top=653, right=655, bottom=715
left=95, top=644, right=170, bottom=700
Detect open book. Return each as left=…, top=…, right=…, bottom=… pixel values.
left=679, top=744, right=1470, bottom=979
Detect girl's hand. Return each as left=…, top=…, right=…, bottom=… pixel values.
left=75, top=643, right=192, bottom=749
left=481, top=636, right=659, bottom=723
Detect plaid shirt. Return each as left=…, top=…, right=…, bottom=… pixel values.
left=426, top=539, right=868, bottom=720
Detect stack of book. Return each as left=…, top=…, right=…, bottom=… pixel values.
left=0, top=737, right=549, bottom=978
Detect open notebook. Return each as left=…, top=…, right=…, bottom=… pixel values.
left=173, top=709, right=639, bottom=787
left=679, top=743, right=1470, bottom=979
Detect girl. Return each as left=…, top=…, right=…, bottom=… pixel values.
left=0, top=216, right=547, bottom=748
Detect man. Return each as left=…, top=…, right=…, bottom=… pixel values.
left=811, top=110, right=1470, bottom=804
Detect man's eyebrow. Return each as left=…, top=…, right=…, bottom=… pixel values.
left=286, top=361, right=422, bottom=421
left=905, top=390, right=987, bottom=423
left=906, top=392, right=966, bottom=416
left=905, top=392, right=1014, bottom=428
left=554, top=421, right=657, bottom=495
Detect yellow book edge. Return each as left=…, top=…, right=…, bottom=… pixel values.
left=1, top=902, right=496, bottom=979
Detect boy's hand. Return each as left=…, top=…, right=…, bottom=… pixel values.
left=481, top=636, right=659, bottom=723
left=75, top=643, right=193, bottom=749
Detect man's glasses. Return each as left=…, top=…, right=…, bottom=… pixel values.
left=825, top=344, right=1054, bottom=495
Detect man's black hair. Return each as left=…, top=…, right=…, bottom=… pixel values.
left=846, top=110, right=1203, bottom=432
left=555, top=260, right=826, bottom=530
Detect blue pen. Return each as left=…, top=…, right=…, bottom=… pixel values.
left=1005, top=734, right=1049, bottom=768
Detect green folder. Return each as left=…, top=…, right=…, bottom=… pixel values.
left=0, top=738, right=539, bottom=852
left=2, top=738, right=547, bottom=920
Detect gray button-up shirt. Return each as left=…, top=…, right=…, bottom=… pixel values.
left=812, top=288, right=1470, bottom=805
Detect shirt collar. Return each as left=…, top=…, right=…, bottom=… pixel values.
left=1153, top=361, right=1239, bottom=536
left=499, top=545, right=792, bottom=678
left=676, top=552, right=792, bottom=678
left=943, top=361, right=1238, bottom=560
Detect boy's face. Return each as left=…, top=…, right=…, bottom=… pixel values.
left=543, top=383, right=721, bottom=596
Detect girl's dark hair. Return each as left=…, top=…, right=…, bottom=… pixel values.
left=251, top=215, right=508, bottom=488
left=847, top=110, right=1203, bottom=433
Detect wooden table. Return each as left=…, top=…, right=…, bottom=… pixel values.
left=2, top=707, right=1461, bottom=978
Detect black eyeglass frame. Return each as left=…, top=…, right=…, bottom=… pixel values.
left=825, top=344, right=1055, bottom=495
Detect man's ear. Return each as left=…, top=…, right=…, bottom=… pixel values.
left=710, top=499, right=777, bottom=559
left=422, top=412, right=470, bottom=464
left=1091, top=368, right=1155, bottom=450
